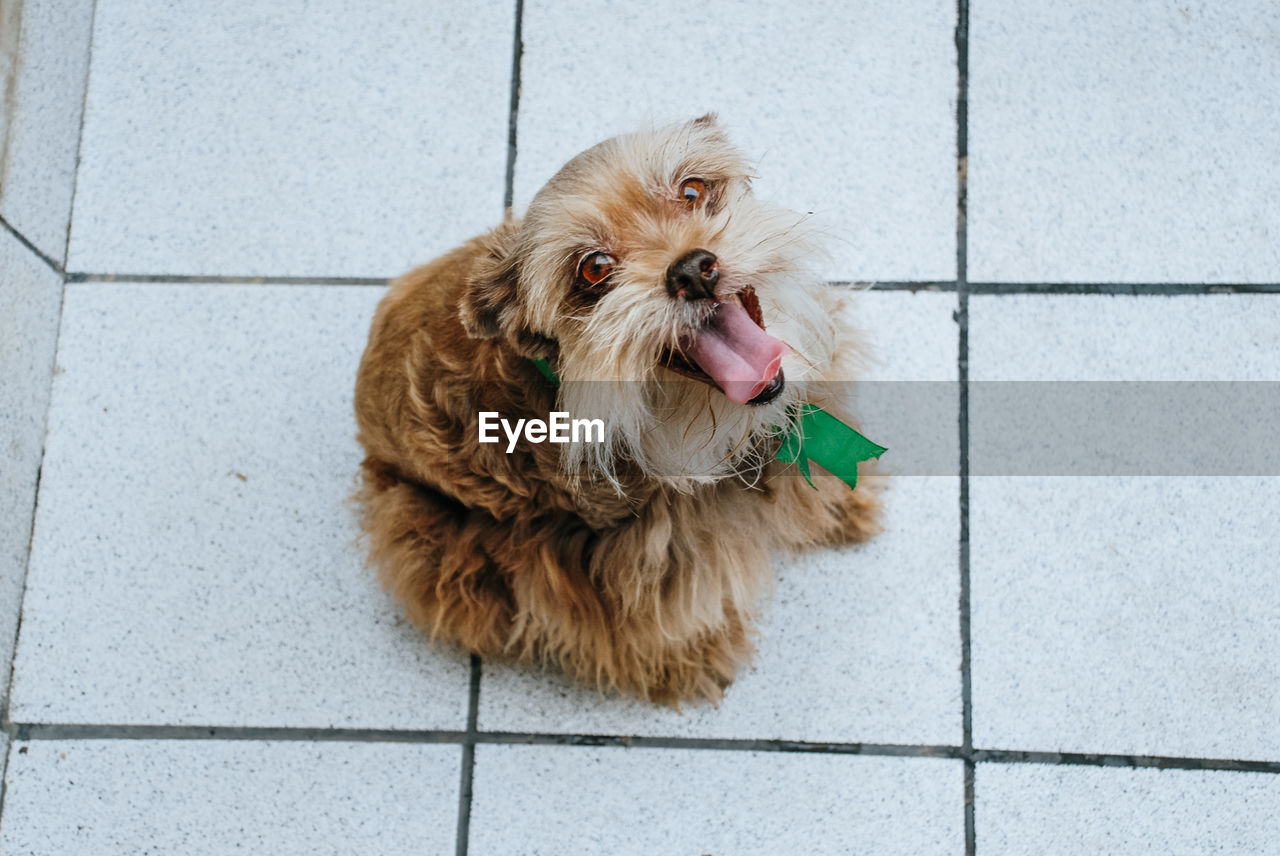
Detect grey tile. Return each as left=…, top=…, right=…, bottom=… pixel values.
left=515, top=0, right=957, bottom=281
left=66, top=0, right=515, bottom=277
left=0, top=0, right=95, bottom=262
left=0, top=740, right=460, bottom=855
left=9, top=284, right=471, bottom=729
left=0, top=230, right=62, bottom=713
left=480, top=293, right=962, bottom=745
left=969, top=1, right=1280, bottom=283
left=976, top=763, right=1280, bottom=855
left=470, top=745, right=964, bottom=856
left=970, top=295, right=1280, bottom=759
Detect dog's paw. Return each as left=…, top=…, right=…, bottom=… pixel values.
left=832, top=475, right=884, bottom=545
left=640, top=623, right=755, bottom=708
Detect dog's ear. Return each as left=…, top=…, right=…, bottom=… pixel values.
left=459, top=218, right=558, bottom=361
left=686, top=112, right=731, bottom=147
left=460, top=218, right=522, bottom=340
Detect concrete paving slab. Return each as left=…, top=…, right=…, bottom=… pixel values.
left=8, top=284, right=472, bottom=729
left=471, top=744, right=963, bottom=856
left=969, top=1, right=1280, bottom=282
left=977, top=762, right=1280, bottom=854
left=66, top=0, right=515, bottom=277
left=0, top=739, right=460, bottom=855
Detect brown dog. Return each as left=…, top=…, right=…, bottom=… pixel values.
left=354, top=115, right=880, bottom=704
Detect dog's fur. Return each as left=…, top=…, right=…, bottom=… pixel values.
left=354, top=116, right=880, bottom=704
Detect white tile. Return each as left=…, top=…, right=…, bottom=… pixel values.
left=0, top=0, right=95, bottom=262
left=480, top=293, right=961, bottom=745
left=971, top=477, right=1280, bottom=758
left=0, top=740, right=460, bottom=855
left=470, top=745, right=963, bottom=856
left=515, top=0, right=957, bottom=281
left=969, top=1, right=1280, bottom=283
left=66, top=0, right=515, bottom=277
left=853, top=290, right=960, bottom=384
left=970, top=295, right=1280, bottom=759
left=977, top=763, right=1280, bottom=855
left=0, top=231, right=62, bottom=712
left=970, top=295, right=1280, bottom=382
left=9, top=284, right=471, bottom=729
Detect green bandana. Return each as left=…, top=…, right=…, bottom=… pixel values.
left=531, top=357, right=886, bottom=490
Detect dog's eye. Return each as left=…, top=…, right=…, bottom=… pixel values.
left=680, top=178, right=707, bottom=207
left=578, top=252, right=616, bottom=287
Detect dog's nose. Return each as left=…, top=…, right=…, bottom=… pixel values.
left=666, top=249, right=719, bottom=300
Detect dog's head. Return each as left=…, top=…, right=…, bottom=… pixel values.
left=462, top=115, right=841, bottom=489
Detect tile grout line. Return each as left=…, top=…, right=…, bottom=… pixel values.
left=968, top=282, right=1280, bottom=294
left=63, top=273, right=951, bottom=289
left=954, top=0, right=975, bottom=854
left=475, top=735, right=961, bottom=757
left=65, top=272, right=392, bottom=286
left=0, top=215, right=64, bottom=277
left=454, top=655, right=482, bottom=856
left=501, top=0, right=525, bottom=213
left=7, top=721, right=1280, bottom=774
left=835, top=280, right=956, bottom=291
left=55, top=273, right=1280, bottom=292
left=60, top=0, right=99, bottom=269
left=8, top=723, right=474, bottom=743
left=971, top=749, right=1280, bottom=774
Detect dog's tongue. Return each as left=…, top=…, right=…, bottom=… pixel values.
left=683, top=300, right=790, bottom=404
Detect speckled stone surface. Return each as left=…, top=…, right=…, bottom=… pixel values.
left=0, top=0, right=95, bottom=262
left=971, top=295, right=1280, bottom=382
left=969, top=295, right=1280, bottom=759
left=977, top=763, right=1280, bottom=854
left=0, top=740, right=460, bottom=855
left=479, top=292, right=962, bottom=745
left=0, top=231, right=62, bottom=713
left=8, top=284, right=472, bottom=729
left=470, top=745, right=963, bottom=856
left=514, top=0, right=957, bottom=282
left=853, top=291, right=960, bottom=384
left=968, top=1, right=1280, bottom=283
left=66, top=0, right=514, bottom=277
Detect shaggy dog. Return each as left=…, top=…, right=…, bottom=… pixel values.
left=354, top=115, right=880, bottom=704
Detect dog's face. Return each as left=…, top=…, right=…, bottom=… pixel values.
left=463, top=116, right=840, bottom=489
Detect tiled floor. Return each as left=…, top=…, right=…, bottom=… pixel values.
left=2, top=1, right=1278, bottom=854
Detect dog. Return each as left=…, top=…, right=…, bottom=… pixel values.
left=354, top=115, right=880, bottom=704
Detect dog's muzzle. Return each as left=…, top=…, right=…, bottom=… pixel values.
left=665, top=280, right=791, bottom=406
left=666, top=248, right=719, bottom=301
